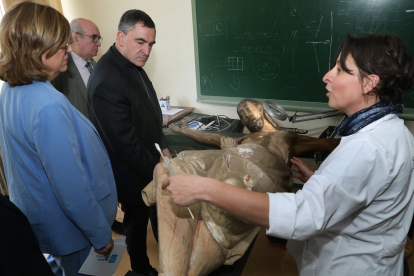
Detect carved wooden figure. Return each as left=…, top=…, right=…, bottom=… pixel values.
left=142, top=99, right=339, bottom=275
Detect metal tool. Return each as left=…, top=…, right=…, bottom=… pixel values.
left=155, top=143, right=194, bottom=219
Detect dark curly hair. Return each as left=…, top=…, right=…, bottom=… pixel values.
left=336, top=34, right=414, bottom=104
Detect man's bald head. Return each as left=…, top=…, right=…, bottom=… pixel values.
left=70, top=18, right=102, bottom=61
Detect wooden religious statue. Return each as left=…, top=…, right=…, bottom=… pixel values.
left=142, top=99, right=339, bottom=276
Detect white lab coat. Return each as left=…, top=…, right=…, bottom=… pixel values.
left=267, top=114, right=414, bottom=275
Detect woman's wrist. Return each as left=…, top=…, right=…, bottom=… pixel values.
left=199, top=177, right=223, bottom=205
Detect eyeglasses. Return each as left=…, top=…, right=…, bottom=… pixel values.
left=76, top=32, right=103, bottom=44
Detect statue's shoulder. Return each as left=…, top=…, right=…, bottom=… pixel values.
left=244, top=130, right=287, bottom=139
left=240, top=131, right=275, bottom=146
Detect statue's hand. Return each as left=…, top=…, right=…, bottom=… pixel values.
left=169, top=121, right=189, bottom=133
left=220, top=136, right=237, bottom=150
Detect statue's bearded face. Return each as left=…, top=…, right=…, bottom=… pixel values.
left=238, top=102, right=264, bottom=132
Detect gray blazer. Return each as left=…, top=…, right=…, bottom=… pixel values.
left=52, top=53, right=96, bottom=120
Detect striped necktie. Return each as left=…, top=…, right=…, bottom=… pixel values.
left=85, top=61, right=93, bottom=73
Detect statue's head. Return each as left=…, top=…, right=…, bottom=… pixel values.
left=237, top=99, right=279, bottom=133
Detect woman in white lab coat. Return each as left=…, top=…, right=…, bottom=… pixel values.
left=162, top=33, right=414, bottom=276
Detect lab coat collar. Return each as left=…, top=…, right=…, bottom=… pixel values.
left=341, top=114, right=398, bottom=141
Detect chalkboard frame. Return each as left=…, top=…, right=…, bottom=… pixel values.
left=191, top=0, right=414, bottom=119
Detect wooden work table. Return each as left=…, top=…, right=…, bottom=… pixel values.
left=162, top=106, right=195, bottom=126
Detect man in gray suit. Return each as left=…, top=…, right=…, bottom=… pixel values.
left=51, top=18, right=126, bottom=235
left=52, top=18, right=102, bottom=120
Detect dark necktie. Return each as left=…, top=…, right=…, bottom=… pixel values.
left=85, top=61, right=93, bottom=73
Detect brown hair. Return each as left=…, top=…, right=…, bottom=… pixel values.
left=336, top=34, right=414, bottom=104
left=0, top=1, right=70, bottom=86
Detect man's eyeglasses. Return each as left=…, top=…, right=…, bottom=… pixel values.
left=76, top=32, right=103, bottom=44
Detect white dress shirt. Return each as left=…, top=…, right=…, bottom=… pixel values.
left=71, top=52, right=92, bottom=86
left=267, top=114, right=414, bottom=275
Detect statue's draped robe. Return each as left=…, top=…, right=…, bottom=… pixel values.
left=142, top=143, right=292, bottom=275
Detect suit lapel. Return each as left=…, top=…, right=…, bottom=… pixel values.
left=67, top=54, right=88, bottom=102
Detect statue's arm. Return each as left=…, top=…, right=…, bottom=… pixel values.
left=286, top=132, right=340, bottom=157
left=169, top=121, right=227, bottom=147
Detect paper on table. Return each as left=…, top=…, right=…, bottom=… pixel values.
left=78, top=237, right=126, bottom=276
left=162, top=108, right=183, bottom=115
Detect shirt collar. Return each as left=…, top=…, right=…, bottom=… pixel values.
left=71, top=52, right=90, bottom=68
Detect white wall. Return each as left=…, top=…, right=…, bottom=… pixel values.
left=60, top=0, right=414, bottom=137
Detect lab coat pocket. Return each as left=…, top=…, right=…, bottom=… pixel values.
left=91, top=180, right=111, bottom=202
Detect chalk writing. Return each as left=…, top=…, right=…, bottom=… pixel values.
left=201, top=76, right=208, bottom=86
left=306, top=16, right=326, bottom=73
left=194, top=0, right=414, bottom=110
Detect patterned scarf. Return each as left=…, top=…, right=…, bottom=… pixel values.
left=335, top=102, right=403, bottom=136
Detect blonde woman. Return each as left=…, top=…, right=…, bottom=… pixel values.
left=0, top=2, right=117, bottom=275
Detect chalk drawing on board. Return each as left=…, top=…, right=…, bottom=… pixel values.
left=305, top=16, right=326, bottom=73
left=228, top=57, right=244, bottom=71
left=201, top=76, right=209, bottom=85
left=230, top=75, right=241, bottom=90
left=290, top=2, right=316, bottom=37
left=216, top=23, right=224, bottom=32
left=252, top=54, right=280, bottom=80
left=204, top=20, right=237, bottom=45
left=270, top=1, right=285, bottom=34
left=201, top=74, right=213, bottom=87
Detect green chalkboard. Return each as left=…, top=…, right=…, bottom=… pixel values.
left=192, top=0, right=414, bottom=118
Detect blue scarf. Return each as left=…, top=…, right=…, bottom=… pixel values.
left=335, top=102, right=403, bottom=136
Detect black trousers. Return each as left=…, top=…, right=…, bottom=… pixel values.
left=122, top=203, right=158, bottom=273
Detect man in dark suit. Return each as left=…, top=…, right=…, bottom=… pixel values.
left=52, top=18, right=102, bottom=121
left=87, top=10, right=171, bottom=276
left=0, top=194, right=55, bottom=276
